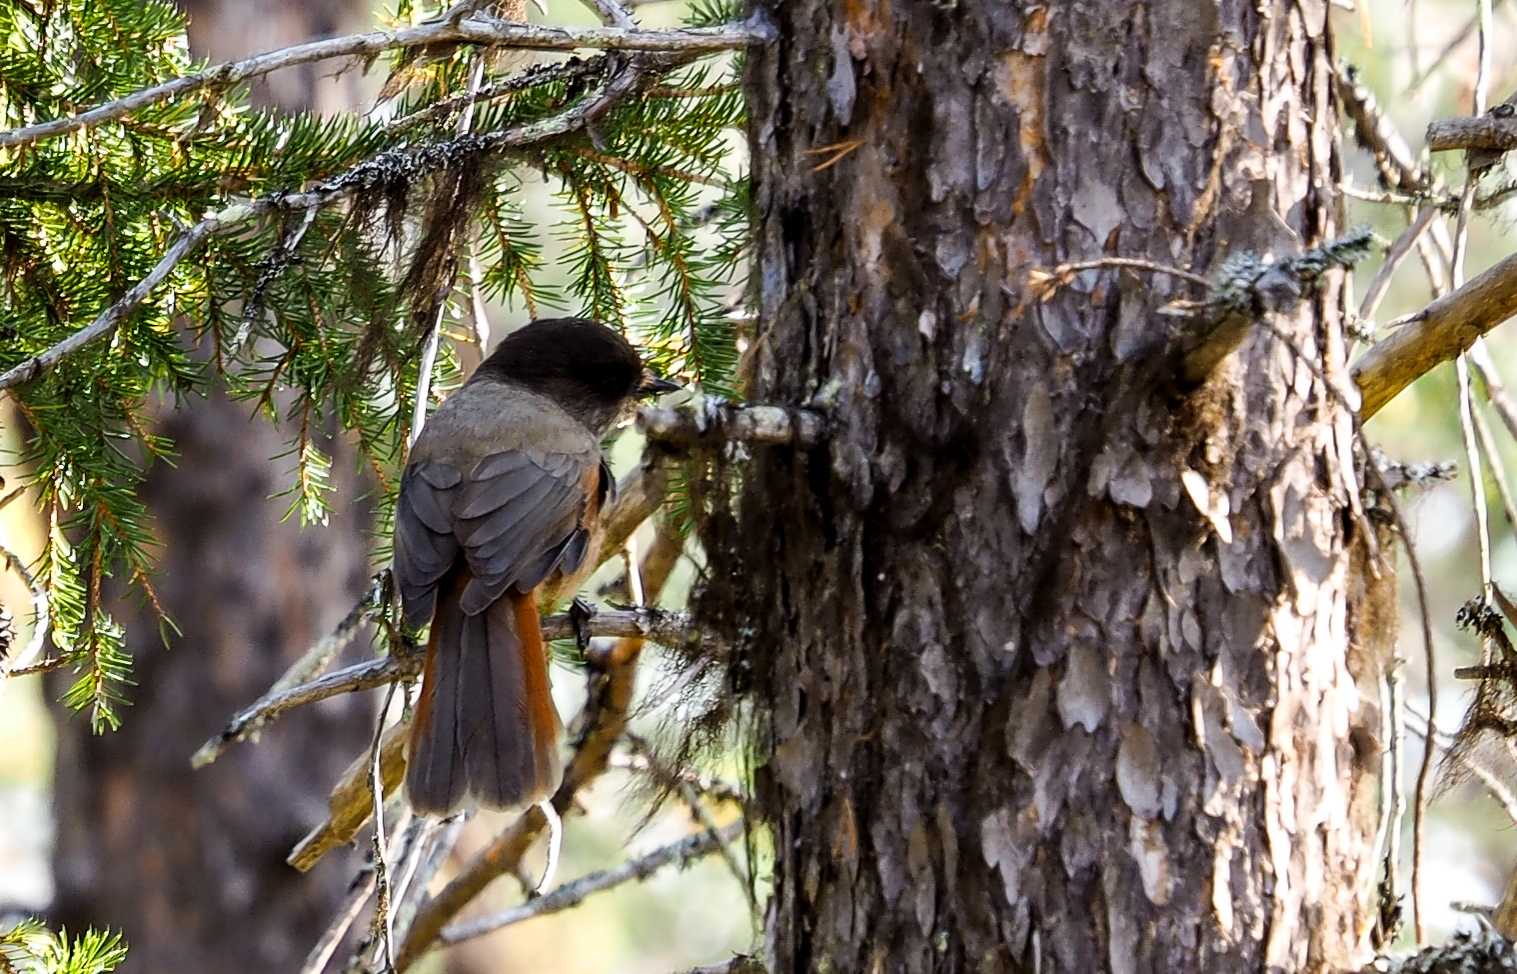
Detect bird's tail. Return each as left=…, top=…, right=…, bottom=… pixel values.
left=405, top=567, right=563, bottom=815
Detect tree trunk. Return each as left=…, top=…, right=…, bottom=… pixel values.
left=724, top=2, right=1386, bottom=972
left=48, top=3, right=376, bottom=973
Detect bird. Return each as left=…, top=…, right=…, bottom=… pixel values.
left=394, top=317, right=678, bottom=815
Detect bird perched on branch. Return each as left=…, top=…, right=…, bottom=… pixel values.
left=394, top=317, right=677, bottom=815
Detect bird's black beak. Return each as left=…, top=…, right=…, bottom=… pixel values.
left=637, top=370, right=682, bottom=398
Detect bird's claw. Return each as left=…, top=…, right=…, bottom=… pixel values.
left=569, top=596, right=597, bottom=652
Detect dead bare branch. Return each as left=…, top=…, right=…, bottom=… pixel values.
left=1352, top=250, right=1517, bottom=420
left=193, top=656, right=416, bottom=770
left=1427, top=113, right=1517, bottom=153
left=601, top=449, right=674, bottom=561
left=193, top=605, right=696, bottom=770
left=289, top=722, right=408, bottom=874
left=439, top=821, right=742, bottom=945
left=638, top=402, right=827, bottom=449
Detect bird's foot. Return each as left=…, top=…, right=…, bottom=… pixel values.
left=569, top=596, right=597, bottom=652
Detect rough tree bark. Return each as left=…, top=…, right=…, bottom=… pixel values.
left=47, top=3, right=376, bottom=973
left=720, top=2, right=1386, bottom=972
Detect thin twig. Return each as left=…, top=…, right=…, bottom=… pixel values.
left=0, top=15, right=770, bottom=150
left=192, top=655, right=416, bottom=769
left=1455, top=357, right=1493, bottom=591
left=1472, top=408, right=1517, bottom=533
left=1359, top=207, right=1438, bottom=326
left=0, top=539, right=51, bottom=707
left=633, top=653, right=709, bottom=718
left=533, top=800, right=564, bottom=895
left=0, top=484, right=25, bottom=512
left=369, top=685, right=404, bottom=973
left=676, top=962, right=766, bottom=974
left=193, top=574, right=387, bottom=771
left=438, top=822, right=742, bottom=945
left=406, top=55, right=482, bottom=449
left=1473, top=0, right=1495, bottom=120
left=616, top=737, right=751, bottom=811
left=578, top=0, right=639, bottom=29
left=8, top=656, right=67, bottom=677
left=1370, top=445, right=1440, bottom=947
left=384, top=818, right=439, bottom=940
left=350, top=811, right=426, bottom=974
left=1384, top=635, right=1406, bottom=942
left=299, top=867, right=377, bottom=974
left=1338, top=183, right=1444, bottom=207
left=1413, top=229, right=1449, bottom=300
left=392, top=813, right=469, bottom=946
left=1405, top=0, right=1513, bottom=96
left=410, top=275, right=448, bottom=448
left=234, top=206, right=319, bottom=350
left=677, top=779, right=749, bottom=892
left=1028, top=256, right=1212, bottom=293
left=1471, top=341, right=1517, bottom=442
left=1404, top=704, right=1517, bottom=827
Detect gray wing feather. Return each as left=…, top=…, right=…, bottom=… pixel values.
left=395, top=463, right=463, bottom=630
left=457, top=451, right=588, bottom=614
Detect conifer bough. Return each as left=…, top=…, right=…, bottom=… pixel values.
left=0, top=12, right=770, bottom=150
left=0, top=50, right=674, bottom=393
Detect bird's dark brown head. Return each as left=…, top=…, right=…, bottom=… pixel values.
left=474, top=317, right=677, bottom=435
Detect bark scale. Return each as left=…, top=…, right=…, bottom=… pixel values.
left=719, top=2, right=1387, bottom=972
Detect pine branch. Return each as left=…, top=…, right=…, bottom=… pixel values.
left=1, top=52, right=681, bottom=393
left=0, top=212, right=229, bottom=390
left=0, top=14, right=772, bottom=150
